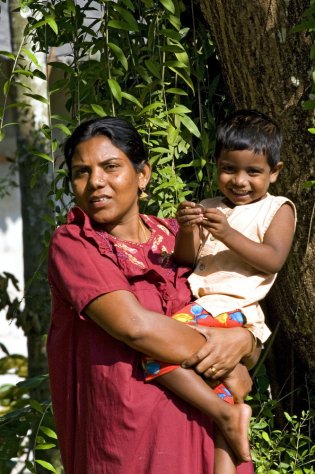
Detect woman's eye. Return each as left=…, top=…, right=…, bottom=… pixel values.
left=73, top=167, right=89, bottom=177
left=104, top=163, right=119, bottom=171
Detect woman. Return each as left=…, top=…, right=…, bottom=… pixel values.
left=47, top=116, right=256, bottom=474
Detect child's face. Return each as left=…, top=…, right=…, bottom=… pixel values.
left=217, top=149, right=283, bottom=206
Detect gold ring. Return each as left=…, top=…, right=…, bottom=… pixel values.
left=210, top=366, right=217, bottom=375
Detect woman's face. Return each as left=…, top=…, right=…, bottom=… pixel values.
left=71, top=135, right=149, bottom=225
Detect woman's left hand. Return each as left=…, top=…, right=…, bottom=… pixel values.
left=181, top=326, right=252, bottom=379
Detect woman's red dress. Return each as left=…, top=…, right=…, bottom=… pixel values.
left=47, top=207, right=254, bottom=474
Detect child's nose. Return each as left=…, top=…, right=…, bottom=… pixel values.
left=233, top=172, right=248, bottom=186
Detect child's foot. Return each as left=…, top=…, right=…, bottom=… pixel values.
left=218, top=403, right=252, bottom=463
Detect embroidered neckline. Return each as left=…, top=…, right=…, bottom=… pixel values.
left=97, top=216, right=155, bottom=248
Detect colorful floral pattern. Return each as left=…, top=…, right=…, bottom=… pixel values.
left=143, top=302, right=246, bottom=404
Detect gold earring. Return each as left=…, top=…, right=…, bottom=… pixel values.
left=139, top=187, right=148, bottom=200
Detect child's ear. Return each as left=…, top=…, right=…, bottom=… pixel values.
left=270, top=162, right=283, bottom=183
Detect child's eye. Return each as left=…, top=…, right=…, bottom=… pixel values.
left=247, top=168, right=261, bottom=175
left=220, top=166, right=235, bottom=173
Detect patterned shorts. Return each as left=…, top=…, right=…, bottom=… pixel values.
left=143, top=302, right=246, bottom=404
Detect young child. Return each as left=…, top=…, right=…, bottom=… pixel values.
left=143, top=110, right=296, bottom=473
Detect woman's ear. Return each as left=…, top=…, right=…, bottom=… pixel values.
left=270, top=162, right=283, bottom=183
left=139, top=162, right=151, bottom=189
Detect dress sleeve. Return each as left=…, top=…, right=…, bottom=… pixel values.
left=48, top=226, right=131, bottom=315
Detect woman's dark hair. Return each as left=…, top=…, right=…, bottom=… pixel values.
left=214, top=109, right=282, bottom=168
left=64, top=116, right=148, bottom=179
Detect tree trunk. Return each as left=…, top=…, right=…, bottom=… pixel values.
left=197, top=0, right=314, bottom=415
left=9, top=0, right=53, bottom=401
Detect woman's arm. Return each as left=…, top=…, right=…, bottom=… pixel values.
left=86, top=290, right=255, bottom=369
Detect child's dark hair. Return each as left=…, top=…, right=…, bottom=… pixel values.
left=64, top=116, right=148, bottom=179
left=214, top=109, right=282, bottom=168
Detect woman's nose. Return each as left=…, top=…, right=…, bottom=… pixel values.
left=88, top=171, right=106, bottom=189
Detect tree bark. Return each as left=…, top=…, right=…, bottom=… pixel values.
left=197, top=0, right=314, bottom=414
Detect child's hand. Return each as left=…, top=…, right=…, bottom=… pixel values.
left=176, top=201, right=205, bottom=233
left=221, top=364, right=253, bottom=404
left=201, top=207, right=231, bottom=241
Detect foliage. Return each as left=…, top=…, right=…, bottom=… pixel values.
left=250, top=410, right=315, bottom=472
left=250, top=397, right=315, bottom=473
left=0, top=0, right=222, bottom=221
left=0, top=373, right=58, bottom=474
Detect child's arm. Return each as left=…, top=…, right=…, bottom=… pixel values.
left=202, top=202, right=295, bottom=274
left=173, top=201, right=204, bottom=266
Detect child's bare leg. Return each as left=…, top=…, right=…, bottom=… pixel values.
left=214, top=427, right=237, bottom=474
left=158, top=367, right=251, bottom=463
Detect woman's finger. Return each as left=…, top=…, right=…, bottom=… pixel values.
left=181, top=341, right=213, bottom=368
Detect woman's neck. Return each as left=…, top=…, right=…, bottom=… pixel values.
left=103, top=215, right=150, bottom=243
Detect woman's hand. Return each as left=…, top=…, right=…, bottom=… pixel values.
left=221, top=364, right=253, bottom=403
left=181, top=326, right=253, bottom=379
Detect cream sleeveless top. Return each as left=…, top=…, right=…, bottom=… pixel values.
left=188, top=193, right=296, bottom=342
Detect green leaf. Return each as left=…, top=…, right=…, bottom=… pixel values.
left=308, top=128, right=315, bottom=134
left=35, top=460, right=57, bottom=472
left=121, top=92, right=143, bottom=108
left=53, top=123, right=72, bottom=136
left=108, top=20, right=130, bottom=31
left=164, top=60, right=189, bottom=69
left=21, top=47, right=40, bottom=68
left=12, top=69, right=34, bottom=77
left=39, top=426, right=58, bottom=439
left=46, top=17, right=59, bottom=35
left=108, top=42, right=128, bottom=70
left=35, top=443, right=56, bottom=450
left=165, top=88, right=187, bottom=96
left=159, top=0, right=175, bottom=14
left=261, top=431, right=271, bottom=444
left=0, top=129, right=4, bottom=142
left=112, top=5, right=139, bottom=32
left=32, top=151, right=53, bottom=162
left=29, top=399, right=44, bottom=413
left=91, top=104, right=106, bottom=117
left=3, top=80, right=10, bottom=95
left=140, top=102, right=164, bottom=115
left=179, top=114, right=200, bottom=137
left=303, top=99, right=315, bottom=110
left=168, top=14, right=181, bottom=31
left=168, top=67, right=194, bottom=92
left=33, top=69, right=47, bottom=80
left=168, top=105, right=191, bottom=114
left=24, top=93, right=49, bottom=104
left=0, top=50, right=16, bottom=60
left=175, top=51, right=190, bottom=69
left=108, top=79, right=122, bottom=104
left=159, top=29, right=181, bottom=41
left=145, top=59, right=161, bottom=79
